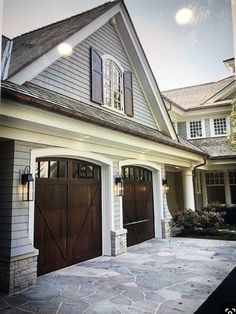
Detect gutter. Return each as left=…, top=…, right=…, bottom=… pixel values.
left=209, top=155, right=236, bottom=160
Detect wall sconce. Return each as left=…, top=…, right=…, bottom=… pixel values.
left=21, top=166, right=34, bottom=201
left=115, top=174, right=124, bottom=197
left=162, top=178, right=169, bottom=193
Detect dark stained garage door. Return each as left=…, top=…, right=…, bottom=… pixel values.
left=122, top=166, right=155, bottom=247
left=34, top=158, right=102, bottom=275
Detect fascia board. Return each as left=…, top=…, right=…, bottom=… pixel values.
left=201, top=160, right=236, bottom=170
left=8, top=4, right=121, bottom=85
left=184, top=107, right=231, bottom=118
left=116, top=8, right=177, bottom=141
left=169, top=105, right=185, bottom=116
left=170, top=105, right=231, bottom=120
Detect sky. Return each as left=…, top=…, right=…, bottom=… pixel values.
left=1, top=0, right=234, bottom=91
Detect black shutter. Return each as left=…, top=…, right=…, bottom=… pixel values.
left=90, top=47, right=103, bottom=104
left=124, top=71, right=133, bottom=117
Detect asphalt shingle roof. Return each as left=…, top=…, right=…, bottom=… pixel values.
left=1, top=81, right=206, bottom=156
left=162, top=76, right=235, bottom=110
left=189, top=137, right=236, bottom=158
left=7, top=1, right=118, bottom=78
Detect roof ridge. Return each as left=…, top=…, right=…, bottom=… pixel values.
left=162, top=75, right=235, bottom=93
left=12, top=1, right=118, bottom=40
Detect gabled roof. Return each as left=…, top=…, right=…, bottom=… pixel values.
left=162, top=75, right=235, bottom=110
left=7, top=1, right=118, bottom=78
left=1, top=80, right=206, bottom=156
left=2, top=0, right=177, bottom=140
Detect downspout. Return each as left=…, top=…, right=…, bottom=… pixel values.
left=193, top=156, right=207, bottom=210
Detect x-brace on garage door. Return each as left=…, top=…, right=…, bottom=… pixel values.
left=34, top=158, right=102, bottom=275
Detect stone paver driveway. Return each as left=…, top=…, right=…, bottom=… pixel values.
left=0, top=237, right=235, bottom=314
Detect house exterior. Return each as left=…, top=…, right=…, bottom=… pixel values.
left=0, top=0, right=206, bottom=294
left=162, top=58, right=236, bottom=214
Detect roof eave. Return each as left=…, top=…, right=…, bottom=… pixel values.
left=1, top=84, right=206, bottom=156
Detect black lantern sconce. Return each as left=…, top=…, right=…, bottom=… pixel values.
left=21, top=166, right=34, bottom=201
left=115, top=174, right=124, bottom=197
left=162, top=178, right=169, bottom=193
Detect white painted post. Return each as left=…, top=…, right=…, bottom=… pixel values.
left=224, top=170, right=231, bottom=205
left=182, top=170, right=195, bottom=211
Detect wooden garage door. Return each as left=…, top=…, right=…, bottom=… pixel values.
left=34, top=158, right=102, bottom=275
left=122, top=166, right=155, bottom=247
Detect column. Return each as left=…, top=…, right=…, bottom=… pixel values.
left=182, top=170, right=195, bottom=211
left=161, top=189, right=173, bottom=238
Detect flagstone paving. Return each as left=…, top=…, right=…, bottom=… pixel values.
left=0, top=237, right=235, bottom=313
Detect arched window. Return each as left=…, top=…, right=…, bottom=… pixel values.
left=103, top=58, right=123, bottom=112
left=91, top=48, right=133, bottom=116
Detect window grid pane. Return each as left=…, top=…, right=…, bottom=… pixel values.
left=39, top=161, right=49, bottom=178
left=205, top=172, right=224, bottom=186
left=214, top=118, right=227, bottom=135
left=189, top=121, right=202, bottom=138
left=229, top=171, right=236, bottom=185
left=49, top=161, right=58, bottom=178
left=103, top=59, right=122, bottom=112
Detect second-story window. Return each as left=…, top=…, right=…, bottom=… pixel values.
left=189, top=120, right=203, bottom=138
left=90, top=47, right=134, bottom=117
left=103, top=59, right=123, bottom=112
left=213, top=117, right=227, bottom=136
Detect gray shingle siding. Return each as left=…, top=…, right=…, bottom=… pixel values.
left=0, top=140, right=47, bottom=259
left=177, top=122, right=187, bottom=139
left=31, top=22, right=157, bottom=129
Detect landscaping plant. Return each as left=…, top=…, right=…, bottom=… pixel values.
left=173, top=207, right=225, bottom=235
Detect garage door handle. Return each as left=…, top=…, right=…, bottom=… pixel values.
left=124, top=219, right=149, bottom=226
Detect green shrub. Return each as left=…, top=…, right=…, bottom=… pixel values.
left=173, top=209, right=198, bottom=233
left=204, top=205, right=236, bottom=225
left=197, top=208, right=225, bottom=233
left=173, top=208, right=225, bottom=234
